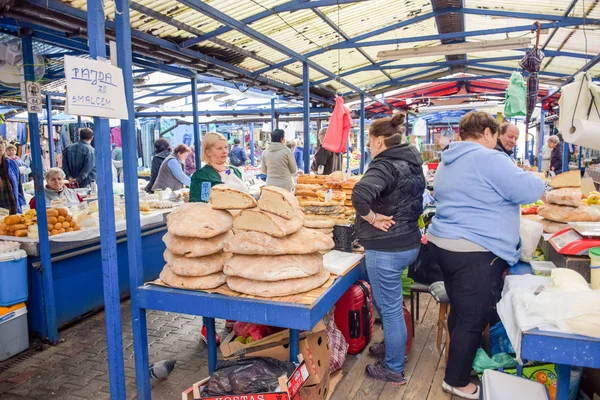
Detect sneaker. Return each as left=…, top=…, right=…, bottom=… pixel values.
left=442, top=381, right=480, bottom=399
left=200, top=325, right=221, bottom=346
left=368, top=342, right=408, bottom=363
left=366, top=362, right=407, bottom=385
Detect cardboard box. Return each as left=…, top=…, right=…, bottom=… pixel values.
left=299, top=368, right=331, bottom=400
left=220, top=321, right=330, bottom=386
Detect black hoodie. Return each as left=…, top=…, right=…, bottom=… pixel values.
left=145, top=150, right=171, bottom=193
left=352, top=144, right=425, bottom=251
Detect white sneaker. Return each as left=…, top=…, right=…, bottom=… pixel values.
left=442, top=381, right=480, bottom=399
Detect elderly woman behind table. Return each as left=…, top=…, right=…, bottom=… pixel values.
left=427, top=111, right=545, bottom=399
left=29, top=168, right=84, bottom=209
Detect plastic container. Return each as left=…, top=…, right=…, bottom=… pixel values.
left=0, top=250, right=28, bottom=306
left=0, top=303, right=29, bottom=361
left=530, top=261, right=557, bottom=277
left=481, top=369, right=549, bottom=400
left=588, top=247, right=600, bottom=289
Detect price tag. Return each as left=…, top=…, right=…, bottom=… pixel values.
left=51, top=198, right=65, bottom=208
left=201, top=182, right=211, bottom=202
left=325, top=189, right=333, bottom=203
left=344, top=169, right=351, bottom=180
left=0, top=208, right=9, bottom=217
left=317, top=165, right=324, bottom=175
left=78, top=202, right=89, bottom=212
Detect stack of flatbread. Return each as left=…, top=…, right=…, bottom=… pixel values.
left=220, top=185, right=335, bottom=298
left=296, top=173, right=358, bottom=225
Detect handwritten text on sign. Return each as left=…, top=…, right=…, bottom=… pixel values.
left=64, top=55, right=128, bottom=120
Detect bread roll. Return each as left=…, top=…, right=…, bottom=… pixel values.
left=316, top=190, right=346, bottom=203
left=164, top=249, right=231, bottom=276
left=258, top=186, right=299, bottom=219
left=312, top=227, right=333, bottom=234
left=46, top=209, right=59, bottom=218
left=297, top=175, right=326, bottom=185
left=163, top=231, right=233, bottom=258
left=224, top=253, right=323, bottom=281
left=224, top=227, right=334, bottom=255
left=304, top=218, right=335, bottom=229
left=159, top=265, right=226, bottom=290
left=167, top=203, right=233, bottom=239
left=538, top=204, right=600, bottom=223
left=233, top=209, right=304, bottom=238
left=226, top=266, right=330, bottom=297
left=210, top=185, right=257, bottom=210
left=4, top=215, right=21, bottom=225
left=541, top=219, right=570, bottom=234
left=295, top=184, right=323, bottom=192
left=546, top=188, right=583, bottom=207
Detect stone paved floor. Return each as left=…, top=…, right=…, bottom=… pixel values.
left=0, top=300, right=222, bottom=399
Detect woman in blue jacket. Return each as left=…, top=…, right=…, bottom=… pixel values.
left=0, top=141, right=25, bottom=214
left=428, top=112, right=545, bottom=399
left=293, top=140, right=304, bottom=171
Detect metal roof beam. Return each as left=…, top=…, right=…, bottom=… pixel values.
left=180, top=0, right=368, bottom=48
left=178, top=0, right=393, bottom=109
left=542, top=0, right=579, bottom=51
left=460, top=8, right=599, bottom=24
left=368, top=74, right=512, bottom=92
left=135, top=107, right=333, bottom=118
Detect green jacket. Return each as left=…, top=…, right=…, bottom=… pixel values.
left=189, top=164, right=242, bottom=203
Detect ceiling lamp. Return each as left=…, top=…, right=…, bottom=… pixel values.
left=377, top=37, right=532, bottom=61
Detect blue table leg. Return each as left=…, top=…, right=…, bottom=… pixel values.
left=555, top=363, right=571, bottom=400
left=289, top=329, right=300, bottom=362
left=204, top=317, right=217, bottom=373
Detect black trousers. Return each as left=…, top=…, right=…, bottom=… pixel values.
left=429, top=243, right=508, bottom=387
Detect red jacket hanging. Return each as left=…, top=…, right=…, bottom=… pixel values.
left=322, top=96, right=352, bottom=153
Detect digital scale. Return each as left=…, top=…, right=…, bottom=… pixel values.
left=549, top=223, right=600, bottom=255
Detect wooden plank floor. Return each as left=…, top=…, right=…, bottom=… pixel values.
left=330, top=294, right=467, bottom=400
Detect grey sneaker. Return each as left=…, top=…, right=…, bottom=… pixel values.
left=366, top=362, right=407, bottom=385
left=369, top=342, right=408, bottom=363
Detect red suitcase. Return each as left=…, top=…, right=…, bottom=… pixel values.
left=334, top=280, right=373, bottom=354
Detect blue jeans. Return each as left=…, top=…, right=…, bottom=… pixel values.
left=365, top=248, right=420, bottom=373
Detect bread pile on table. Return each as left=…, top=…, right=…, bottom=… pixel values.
left=0, top=208, right=81, bottom=239
left=216, top=185, right=335, bottom=297
left=159, top=203, right=232, bottom=290
left=537, top=171, right=600, bottom=233
left=295, top=172, right=358, bottom=226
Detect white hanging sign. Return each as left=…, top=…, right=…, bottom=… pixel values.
left=64, top=55, right=128, bottom=119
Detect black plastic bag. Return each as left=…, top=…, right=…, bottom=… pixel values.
left=202, top=357, right=297, bottom=396
left=407, top=242, right=443, bottom=285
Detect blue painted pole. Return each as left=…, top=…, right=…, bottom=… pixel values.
left=302, top=62, right=310, bottom=173
left=76, top=116, right=82, bottom=141
left=45, top=95, right=55, bottom=167
left=578, top=146, right=583, bottom=171
left=346, top=140, right=350, bottom=171
left=562, top=140, right=570, bottom=173
left=538, top=110, right=546, bottom=172
left=87, top=0, right=126, bottom=398
left=204, top=317, right=217, bottom=373
left=249, top=123, right=255, bottom=166
left=271, top=98, right=276, bottom=131
left=22, top=36, right=58, bottom=344
left=115, top=0, right=151, bottom=398
left=191, top=79, right=201, bottom=169
left=555, top=364, right=571, bottom=400
left=359, top=94, right=365, bottom=174
left=289, top=329, right=300, bottom=362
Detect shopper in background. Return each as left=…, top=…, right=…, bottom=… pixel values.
left=285, top=140, right=295, bottom=152
left=293, top=139, right=304, bottom=171
left=152, top=144, right=192, bottom=192
left=311, top=128, right=343, bottom=175
left=62, top=128, right=96, bottom=188
left=29, top=167, right=84, bottom=209
left=145, top=138, right=171, bottom=193
left=111, top=143, right=123, bottom=182
left=229, top=138, right=247, bottom=167
left=428, top=111, right=545, bottom=399
left=548, top=135, right=563, bottom=173
left=185, top=145, right=196, bottom=175
left=261, top=129, right=297, bottom=191
left=0, top=140, right=25, bottom=214
left=352, top=113, right=425, bottom=385
left=494, top=122, right=519, bottom=157
left=541, top=138, right=553, bottom=171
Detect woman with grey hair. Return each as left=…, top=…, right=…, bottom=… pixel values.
left=548, top=135, right=563, bottom=173
left=29, top=167, right=84, bottom=209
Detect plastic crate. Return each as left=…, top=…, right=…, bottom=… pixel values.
left=333, top=224, right=356, bottom=253
left=0, top=250, right=28, bottom=306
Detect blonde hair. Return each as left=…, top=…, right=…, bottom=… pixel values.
left=201, top=132, right=227, bottom=163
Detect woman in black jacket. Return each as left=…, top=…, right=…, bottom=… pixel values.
left=145, top=138, right=171, bottom=193
left=548, top=135, right=563, bottom=173
left=352, top=113, right=425, bottom=385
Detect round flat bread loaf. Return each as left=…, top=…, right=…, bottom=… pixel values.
left=224, top=227, right=334, bottom=255
left=304, top=218, right=335, bottom=229
left=163, top=231, right=233, bottom=258
left=167, top=203, right=232, bottom=238
left=160, top=265, right=226, bottom=290
left=312, top=227, right=333, bottom=234
left=226, top=266, right=330, bottom=297
left=224, top=253, right=323, bottom=281
left=164, top=250, right=231, bottom=276
left=233, top=209, right=304, bottom=238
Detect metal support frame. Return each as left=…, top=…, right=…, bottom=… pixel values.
left=302, top=62, right=310, bottom=173
left=115, top=0, right=150, bottom=398
left=538, top=113, right=545, bottom=173
left=359, top=94, right=365, bottom=174
left=87, top=0, right=126, bottom=398
left=249, top=123, right=255, bottom=166
left=191, top=79, right=201, bottom=168
left=135, top=108, right=332, bottom=118
left=22, top=35, right=58, bottom=344
left=45, top=94, right=55, bottom=167
left=562, top=140, right=570, bottom=173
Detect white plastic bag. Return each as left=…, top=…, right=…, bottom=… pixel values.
left=519, top=218, right=543, bottom=261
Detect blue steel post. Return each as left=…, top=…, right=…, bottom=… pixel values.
left=538, top=110, right=546, bottom=172
left=191, top=79, right=201, bottom=168
left=204, top=317, right=217, bottom=373
left=578, top=147, right=583, bottom=171
left=562, top=140, right=570, bottom=173
left=249, top=123, right=255, bottom=166
left=87, top=0, right=126, bottom=398
left=115, top=0, right=151, bottom=398
left=271, top=98, right=276, bottom=131
left=346, top=141, right=350, bottom=170
left=45, top=95, right=55, bottom=167
left=22, top=36, right=58, bottom=344
left=302, top=62, right=310, bottom=173
left=289, top=329, right=300, bottom=362
left=359, top=94, right=365, bottom=174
